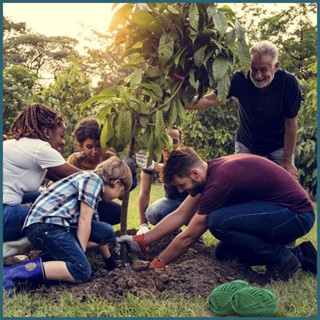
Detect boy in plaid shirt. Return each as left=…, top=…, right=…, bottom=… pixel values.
left=4, top=156, right=132, bottom=294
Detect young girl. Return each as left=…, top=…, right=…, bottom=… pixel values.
left=3, top=157, right=132, bottom=294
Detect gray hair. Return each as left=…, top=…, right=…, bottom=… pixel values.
left=250, top=41, right=278, bottom=65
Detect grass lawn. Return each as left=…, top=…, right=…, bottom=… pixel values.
left=3, top=183, right=317, bottom=317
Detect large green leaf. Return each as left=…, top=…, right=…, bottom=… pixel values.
left=237, top=39, right=251, bottom=74
left=194, top=45, right=207, bottom=68
left=115, top=108, right=132, bottom=151
left=100, top=116, right=114, bottom=151
left=189, top=3, right=199, bottom=32
left=131, top=10, right=157, bottom=31
left=158, top=33, right=174, bottom=65
left=211, top=11, right=228, bottom=38
left=130, top=68, right=142, bottom=86
left=109, top=3, right=133, bottom=32
left=217, top=72, right=230, bottom=102
left=212, top=55, right=229, bottom=81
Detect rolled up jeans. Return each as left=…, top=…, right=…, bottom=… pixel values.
left=207, top=201, right=315, bottom=265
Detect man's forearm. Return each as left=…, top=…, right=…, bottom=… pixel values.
left=184, top=92, right=218, bottom=110
left=283, top=117, right=298, bottom=164
left=144, top=194, right=201, bottom=245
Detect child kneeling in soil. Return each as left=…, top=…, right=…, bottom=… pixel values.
left=3, top=156, right=132, bottom=294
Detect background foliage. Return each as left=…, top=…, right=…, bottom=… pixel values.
left=2, top=3, right=317, bottom=196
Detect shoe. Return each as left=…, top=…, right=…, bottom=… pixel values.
left=268, top=254, right=301, bottom=282
left=297, top=241, right=317, bottom=274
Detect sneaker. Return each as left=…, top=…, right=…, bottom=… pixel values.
left=268, top=254, right=301, bottom=282
left=297, top=241, right=317, bottom=274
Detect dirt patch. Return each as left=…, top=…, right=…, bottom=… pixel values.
left=24, top=230, right=270, bottom=302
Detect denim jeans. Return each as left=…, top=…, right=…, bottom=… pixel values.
left=235, top=140, right=294, bottom=166
left=25, top=220, right=115, bottom=283
left=3, top=204, right=31, bottom=241
left=146, top=197, right=183, bottom=225
left=207, top=201, right=315, bottom=265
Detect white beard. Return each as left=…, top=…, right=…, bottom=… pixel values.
left=250, top=72, right=275, bottom=89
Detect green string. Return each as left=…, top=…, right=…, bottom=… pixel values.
left=231, top=287, right=278, bottom=317
left=207, top=280, right=251, bottom=316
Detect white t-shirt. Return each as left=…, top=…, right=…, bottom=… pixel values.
left=3, top=138, right=66, bottom=205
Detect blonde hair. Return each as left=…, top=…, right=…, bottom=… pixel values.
left=93, top=156, right=132, bottom=191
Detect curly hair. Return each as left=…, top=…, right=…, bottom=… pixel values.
left=74, top=116, right=101, bottom=145
left=7, top=104, right=64, bottom=140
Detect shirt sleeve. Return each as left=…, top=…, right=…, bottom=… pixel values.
left=35, top=142, right=66, bottom=169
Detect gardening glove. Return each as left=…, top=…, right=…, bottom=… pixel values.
left=136, top=223, right=150, bottom=235
left=135, top=150, right=155, bottom=170
left=104, top=256, right=117, bottom=271
left=150, top=257, right=167, bottom=270
left=116, top=234, right=149, bottom=253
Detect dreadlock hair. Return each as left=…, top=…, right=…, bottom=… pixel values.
left=7, top=104, right=64, bottom=141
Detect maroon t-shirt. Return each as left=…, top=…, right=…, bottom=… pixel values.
left=198, top=154, right=314, bottom=215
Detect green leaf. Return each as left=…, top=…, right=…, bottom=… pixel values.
left=80, top=95, right=110, bottom=112
left=100, top=116, right=114, bottom=151
left=194, top=45, right=207, bottom=68
left=217, top=72, right=230, bottom=102
left=189, top=3, right=199, bottom=32
left=212, top=55, right=229, bottom=81
left=158, top=33, right=174, bottom=65
left=237, top=39, right=251, bottom=74
left=109, top=3, right=132, bottom=32
left=131, top=10, right=156, bottom=32
left=130, top=68, right=142, bottom=86
left=115, top=108, right=132, bottom=151
left=235, top=19, right=246, bottom=40
left=211, top=11, right=228, bottom=38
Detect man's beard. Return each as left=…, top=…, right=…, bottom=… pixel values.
left=188, top=179, right=205, bottom=197
left=250, top=72, right=274, bottom=89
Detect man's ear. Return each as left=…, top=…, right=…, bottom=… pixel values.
left=190, top=168, right=200, bottom=179
left=274, top=61, right=279, bottom=70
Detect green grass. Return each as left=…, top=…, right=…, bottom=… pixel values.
left=3, top=184, right=317, bottom=317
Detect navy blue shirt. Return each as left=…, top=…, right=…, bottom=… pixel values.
left=228, top=69, right=301, bottom=154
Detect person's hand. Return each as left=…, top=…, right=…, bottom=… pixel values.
left=116, top=234, right=149, bottom=253
left=149, top=257, right=167, bottom=270
left=135, top=150, right=155, bottom=170
left=136, top=223, right=150, bottom=235
left=282, top=162, right=298, bottom=179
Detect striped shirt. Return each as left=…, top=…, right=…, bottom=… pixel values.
left=22, top=171, right=104, bottom=230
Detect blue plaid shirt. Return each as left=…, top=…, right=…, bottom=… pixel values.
left=22, top=171, right=104, bottom=230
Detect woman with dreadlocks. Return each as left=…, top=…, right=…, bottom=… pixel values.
left=3, top=104, right=80, bottom=244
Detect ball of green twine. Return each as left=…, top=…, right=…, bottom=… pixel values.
left=231, top=287, right=278, bottom=317
left=208, top=280, right=251, bottom=316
